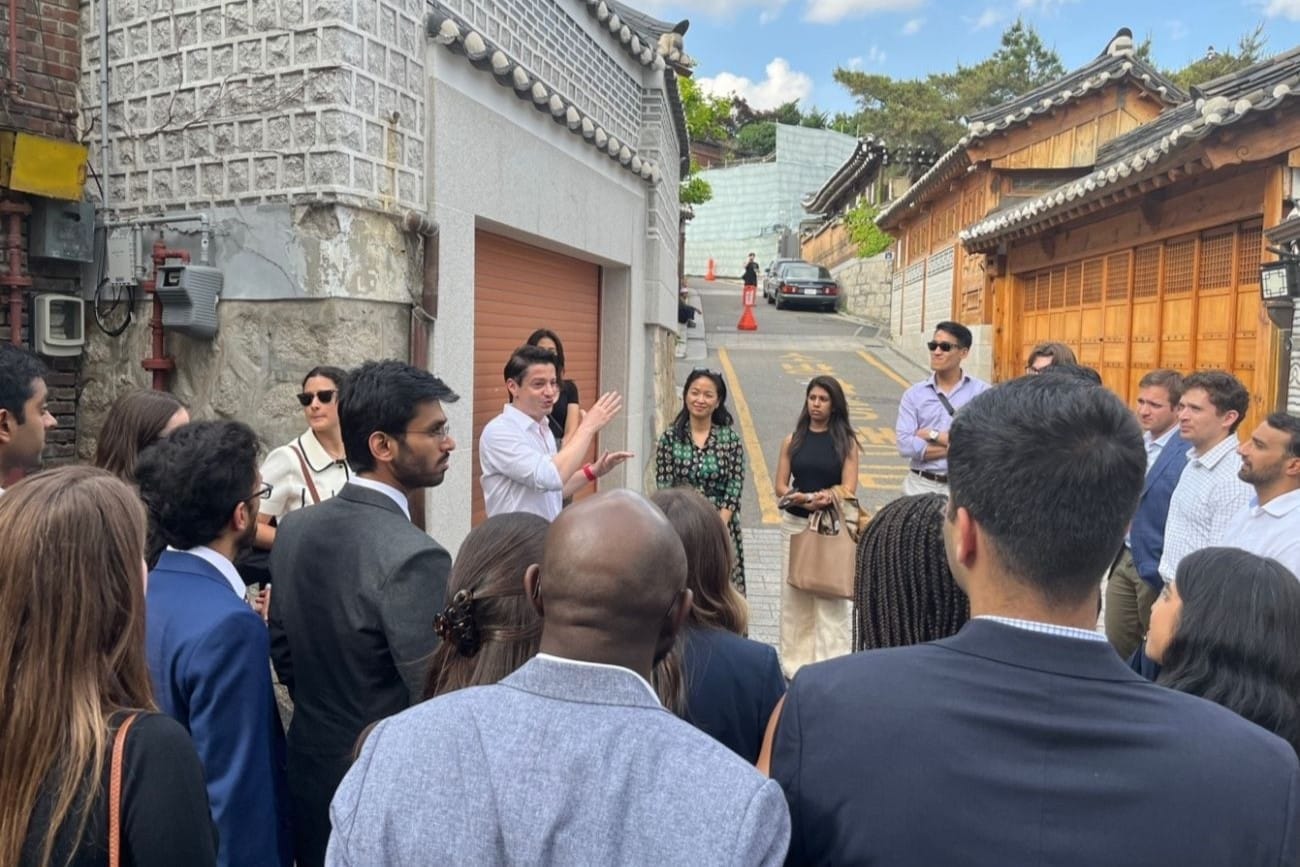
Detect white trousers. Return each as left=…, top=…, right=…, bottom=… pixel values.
left=778, top=511, right=852, bottom=680
left=901, top=469, right=949, bottom=497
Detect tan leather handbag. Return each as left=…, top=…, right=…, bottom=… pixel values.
left=787, top=489, right=867, bottom=599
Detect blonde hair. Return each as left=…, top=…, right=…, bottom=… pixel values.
left=0, top=466, right=155, bottom=866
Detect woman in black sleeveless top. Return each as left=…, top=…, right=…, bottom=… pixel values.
left=773, top=376, right=860, bottom=678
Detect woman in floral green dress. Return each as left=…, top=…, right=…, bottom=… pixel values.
left=655, top=369, right=747, bottom=593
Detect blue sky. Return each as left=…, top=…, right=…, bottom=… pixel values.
left=638, top=0, right=1300, bottom=115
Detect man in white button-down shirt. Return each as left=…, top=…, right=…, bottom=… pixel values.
left=1223, top=412, right=1300, bottom=579
left=479, top=344, right=633, bottom=520
left=1158, top=371, right=1254, bottom=585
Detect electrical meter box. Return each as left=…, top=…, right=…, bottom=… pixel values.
left=156, top=264, right=223, bottom=339
left=28, top=199, right=95, bottom=262
left=33, top=294, right=86, bottom=356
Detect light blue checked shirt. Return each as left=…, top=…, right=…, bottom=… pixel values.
left=976, top=616, right=1108, bottom=642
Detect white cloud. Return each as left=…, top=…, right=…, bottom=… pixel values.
left=965, top=7, right=1004, bottom=30
left=632, top=0, right=787, bottom=21
left=847, top=56, right=864, bottom=69
left=1265, top=0, right=1300, bottom=19
left=902, top=16, right=925, bottom=34
left=697, top=58, right=815, bottom=110
left=867, top=44, right=887, bottom=64
left=1168, top=19, right=1189, bottom=40
left=802, top=0, right=923, bottom=25
left=1015, top=0, right=1078, bottom=11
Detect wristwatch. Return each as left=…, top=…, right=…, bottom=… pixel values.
left=927, top=429, right=940, bottom=443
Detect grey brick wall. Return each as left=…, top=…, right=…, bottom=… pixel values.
left=80, top=0, right=425, bottom=213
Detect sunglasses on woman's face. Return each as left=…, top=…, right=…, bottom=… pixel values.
left=297, top=390, right=336, bottom=407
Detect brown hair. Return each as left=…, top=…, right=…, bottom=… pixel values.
left=93, top=389, right=187, bottom=482
left=1138, top=369, right=1184, bottom=406
left=649, top=487, right=748, bottom=635
left=423, top=512, right=549, bottom=699
left=1026, top=341, right=1078, bottom=370
left=0, top=466, right=155, bottom=866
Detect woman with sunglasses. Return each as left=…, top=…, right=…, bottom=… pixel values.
left=655, top=369, right=747, bottom=593
left=247, top=367, right=350, bottom=597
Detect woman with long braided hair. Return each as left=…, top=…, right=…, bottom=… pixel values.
left=853, top=493, right=970, bottom=651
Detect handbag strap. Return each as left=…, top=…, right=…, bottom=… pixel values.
left=289, top=444, right=322, bottom=505
left=109, top=712, right=140, bottom=867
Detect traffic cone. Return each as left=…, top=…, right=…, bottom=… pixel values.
left=737, top=305, right=758, bottom=331
left=705, top=258, right=715, bottom=281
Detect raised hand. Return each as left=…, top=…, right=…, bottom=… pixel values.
left=578, top=391, right=624, bottom=435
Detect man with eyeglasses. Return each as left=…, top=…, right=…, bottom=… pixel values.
left=895, top=321, right=989, bottom=495
left=136, top=420, right=293, bottom=867
left=480, top=344, right=632, bottom=520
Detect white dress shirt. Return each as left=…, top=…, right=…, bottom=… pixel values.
left=479, top=404, right=565, bottom=521
left=1158, top=436, right=1254, bottom=584
left=348, top=475, right=411, bottom=519
left=166, top=545, right=246, bottom=598
left=1221, top=488, right=1300, bottom=580
left=975, top=616, right=1109, bottom=642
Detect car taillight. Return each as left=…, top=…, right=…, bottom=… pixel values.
left=827, top=284, right=838, bottom=295
left=781, top=284, right=793, bottom=294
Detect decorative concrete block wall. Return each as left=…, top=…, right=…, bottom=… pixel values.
left=80, top=0, right=425, bottom=213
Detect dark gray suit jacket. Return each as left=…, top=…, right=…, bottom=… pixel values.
left=268, top=481, right=450, bottom=866
left=327, top=655, right=791, bottom=866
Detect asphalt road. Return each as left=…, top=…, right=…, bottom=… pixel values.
left=673, top=278, right=932, bottom=645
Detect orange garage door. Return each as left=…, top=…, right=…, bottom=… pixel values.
left=472, top=231, right=601, bottom=525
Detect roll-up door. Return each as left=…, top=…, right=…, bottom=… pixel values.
left=472, top=231, right=601, bottom=525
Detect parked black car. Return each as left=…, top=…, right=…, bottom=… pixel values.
left=762, top=258, right=803, bottom=303
left=772, top=263, right=839, bottom=312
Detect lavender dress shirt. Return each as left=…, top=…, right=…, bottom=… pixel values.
left=894, top=371, right=990, bottom=474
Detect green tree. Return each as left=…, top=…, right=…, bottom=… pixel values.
left=800, top=107, right=830, bottom=129
left=677, top=76, right=732, bottom=206
left=1167, top=24, right=1266, bottom=90
left=833, top=19, right=1065, bottom=153
left=735, top=122, right=777, bottom=157
left=843, top=200, right=893, bottom=258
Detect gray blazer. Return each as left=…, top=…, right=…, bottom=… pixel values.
left=326, top=655, right=791, bottom=866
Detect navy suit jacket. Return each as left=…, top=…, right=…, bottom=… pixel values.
left=682, top=626, right=786, bottom=763
left=146, top=550, right=292, bottom=867
left=772, top=619, right=1300, bottom=867
left=1130, top=432, right=1192, bottom=589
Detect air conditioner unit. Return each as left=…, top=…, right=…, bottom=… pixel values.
left=156, top=264, right=223, bottom=338
left=33, top=293, right=86, bottom=356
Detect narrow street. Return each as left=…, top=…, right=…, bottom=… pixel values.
left=674, top=277, right=930, bottom=647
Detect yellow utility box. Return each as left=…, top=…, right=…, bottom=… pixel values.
left=0, top=130, right=89, bottom=201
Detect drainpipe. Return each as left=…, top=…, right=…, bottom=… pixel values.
left=403, top=211, right=439, bottom=531
left=100, top=0, right=110, bottom=212
left=0, top=196, right=32, bottom=346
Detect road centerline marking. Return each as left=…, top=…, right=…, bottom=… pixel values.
left=717, top=347, right=781, bottom=525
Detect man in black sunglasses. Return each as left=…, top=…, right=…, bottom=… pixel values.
left=894, top=320, right=989, bottom=495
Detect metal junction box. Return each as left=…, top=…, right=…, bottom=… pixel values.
left=28, top=199, right=95, bottom=262
left=156, top=264, right=223, bottom=339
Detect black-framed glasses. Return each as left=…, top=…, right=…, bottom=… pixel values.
left=927, top=341, right=960, bottom=353
left=400, top=423, right=452, bottom=440
left=297, top=390, right=336, bottom=406
left=239, top=482, right=273, bottom=507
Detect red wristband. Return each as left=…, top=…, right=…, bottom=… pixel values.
left=582, top=464, right=597, bottom=482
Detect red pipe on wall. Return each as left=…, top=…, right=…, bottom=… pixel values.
left=139, top=236, right=188, bottom=390
left=0, top=196, right=32, bottom=346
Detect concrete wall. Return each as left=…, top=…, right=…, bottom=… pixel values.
left=831, top=253, right=892, bottom=325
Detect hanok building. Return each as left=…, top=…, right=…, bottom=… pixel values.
left=15, top=0, right=693, bottom=550
left=875, top=29, right=1185, bottom=377
left=961, top=43, right=1300, bottom=422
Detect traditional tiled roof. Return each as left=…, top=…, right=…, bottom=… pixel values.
left=960, top=45, right=1300, bottom=250
left=425, top=2, right=689, bottom=183
left=801, top=136, right=887, bottom=215
left=876, top=31, right=1187, bottom=230
left=602, top=1, right=696, bottom=73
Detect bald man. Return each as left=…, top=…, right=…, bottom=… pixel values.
left=325, top=491, right=790, bottom=866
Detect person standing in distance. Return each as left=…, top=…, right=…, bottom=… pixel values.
left=479, top=344, right=631, bottom=521
left=742, top=252, right=760, bottom=291
left=895, top=321, right=989, bottom=495
left=269, top=360, right=457, bottom=867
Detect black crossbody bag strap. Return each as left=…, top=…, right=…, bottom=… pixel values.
left=936, top=392, right=957, bottom=417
